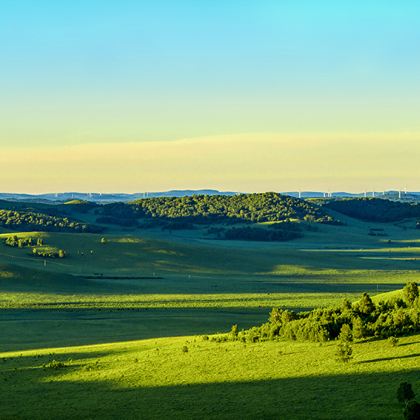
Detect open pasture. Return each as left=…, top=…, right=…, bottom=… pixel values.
left=0, top=332, right=419, bottom=419
left=0, top=216, right=419, bottom=350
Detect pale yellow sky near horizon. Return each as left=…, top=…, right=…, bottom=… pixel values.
left=1, top=133, right=419, bottom=193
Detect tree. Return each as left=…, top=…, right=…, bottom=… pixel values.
left=352, top=317, right=367, bottom=340
left=230, top=324, right=239, bottom=338
left=341, top=298, right=352, bottom=311
left=397, top=382, right=415, bottom=404
left=358, top=293, right=375, bottom=316
left=338, top=324, right=353, bottom=342
left=335, top=342, right=353, bottom=363
left=58, top=249, right=66, bottom=258
left=403, top=282, right=419, bottom=306
left=100, top=237, right=108, bottom=244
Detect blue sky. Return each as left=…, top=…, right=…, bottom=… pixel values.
left=0, top=1, right=419, bottom=191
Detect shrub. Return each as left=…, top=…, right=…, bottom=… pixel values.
left=44, top=360, right=67, bottom=369
left=182, top=345, right=189, bottom=353
left=388, top=336, right=399, bottom=347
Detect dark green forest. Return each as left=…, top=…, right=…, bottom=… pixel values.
left=0, top=209, right=100, bottom=232
left=100, top=193, right=338, bottom=225
left=324, top=198, right=420, bottom=222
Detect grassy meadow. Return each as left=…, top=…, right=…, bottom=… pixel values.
left=0, top=333, right=419, bottom=419
left=0, top=207, right=419, bottom=418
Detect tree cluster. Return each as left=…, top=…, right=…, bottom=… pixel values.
left=223, top=225, right=302, bottom=241
left=3, top=235, right=66, bottom=258
left=4, top=235, right=44, bottom=248
left=32, top=246, right=66, bottom=259
left=324, top=198, right=420, bottom=222
left=231, top=283, right=419, bottom=343
left=98, top=193, right=338, bottom=225
left=0, top=209, right=101, bottom=233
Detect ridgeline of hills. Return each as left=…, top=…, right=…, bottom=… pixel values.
left=0, top=190, right=237, bottom=203
left=1, top=194, right=420, bottom=239
left=323, top=198, right=420, bottom=223
left=1, top=190, right=419, bottom=203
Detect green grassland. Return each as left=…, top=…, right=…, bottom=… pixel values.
left=0, top=213, right=419, bottom=349
left=0, top=205, right=419, bottom=418
left=0, top=332, right=418, bottom=419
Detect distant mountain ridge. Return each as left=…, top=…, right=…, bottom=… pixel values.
left=0, top=190, right=238, bottom=203
left=0, top=190, right=419, bottom=203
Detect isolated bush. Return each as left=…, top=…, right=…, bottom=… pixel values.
left=182, top=345, right=189, bottom=353
left=397, top=382, right=416, bottom=404
left=44, top=360, right=66, bottom=369
left=388, top=336, right=399, bottom=347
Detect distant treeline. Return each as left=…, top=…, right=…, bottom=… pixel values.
left=0, top=209, right=101, bottom=233
left=98, top=193, right=338, bottom=225
left=223, top=224, right=302, bottom=242
left=324, top=198, right=420, bottom=222
left=229, top=282, right=419, bottom=343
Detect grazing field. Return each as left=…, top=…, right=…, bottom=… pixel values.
left=0, top=214, right=419, bottom=349
left=0, top=332, right=419, bottom=419
left=0, top=205, right=419, bottom=418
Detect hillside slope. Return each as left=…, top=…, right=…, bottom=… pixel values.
left=0, top=333, right=418, bottom=419
left=126, top=192, right=338, bottom=223
left=324, top=198, right=420, bottom=222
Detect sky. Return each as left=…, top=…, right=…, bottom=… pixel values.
left=1, top=0, right=419, bottom=193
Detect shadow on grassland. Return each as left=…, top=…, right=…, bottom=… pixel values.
left=358, top=353, right=420, bottom=364
left=0, top=367, right=418, bottom=419
left=0, top=308, right=268, bottom=352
